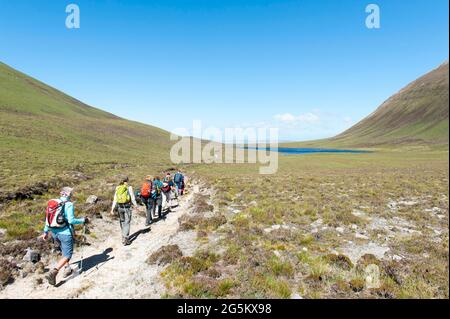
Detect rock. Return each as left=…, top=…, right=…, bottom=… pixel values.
left=291, top=293, right=303, bottom=299
left=365, top=264, right=381, bottom=289
left=311, top=218, right=323, bottom=228
left=336, top=227, right=345, bottom=234
left=351, top=224, right=358, bottom=230
left=355, top=233, right=370, bottom=240
left=34, top=277, right=44, bottom=287
left=352, top=210, right=366, bottom=217
left=392, top=255, right=403, bottom=262
left=86, top=195, right=98, bottom=204
left=0, top=228, right=6, bottom=237
left=23, top=248, right=40, bottom=263
left=35, top=262, right=45, bottom=274
left=273, top=250, right=282, bottom=258
left=302, top=247, right=308, bottom=252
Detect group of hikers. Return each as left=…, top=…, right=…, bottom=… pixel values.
left=40, top=170, right=186, bottom=286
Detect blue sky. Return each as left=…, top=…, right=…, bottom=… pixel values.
left=0, top=0, right=448, bottom=141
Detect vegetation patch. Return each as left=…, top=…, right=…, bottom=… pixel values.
left=147, top=245, right=183, bottom=266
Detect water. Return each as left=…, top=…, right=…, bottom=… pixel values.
left=248, top=147, right=370, bottom=155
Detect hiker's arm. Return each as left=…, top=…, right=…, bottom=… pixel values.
left=66, top=202, right=85, bottom=225
left=43, top=224, right=49, bottom=236
left=111, top=190, right=117, bottom=213
left=129, top=186, right=138, bottom=206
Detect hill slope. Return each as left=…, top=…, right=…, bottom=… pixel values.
left=287, top=62, right=449, bottom=149
left=0, top=62, right=172, bottom=190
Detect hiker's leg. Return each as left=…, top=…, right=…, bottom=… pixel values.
left=47, top=233, right=72, bottom=285
left=157, top=197, right=163, bottom=218
left=123, top=207, right=132, bottom=240
left=118, top=207, right=127, bottom=242
left=150, top=198, right=155, bottom=218
left=161, top=192, right=166, bottom=209
left=54, top=233, right=73, bottom=270
left=145, top=198, right=153, bottom=225
left=55, top=257, right=70, bottom=271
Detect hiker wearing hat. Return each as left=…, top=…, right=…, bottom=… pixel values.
left=161, top=173, right=172, bottom=211
left=41, top=187, right=89, bottom=286
left=140, top=175, right=154, bottom=226
left=110, top=176, right=138, bottom=246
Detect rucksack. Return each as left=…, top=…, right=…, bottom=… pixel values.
left=45, top=199, right=68, bottom=228
left=116, top=184, right=131, bottom=204
left=141, top=181, right=152, bottom=198
left=151, top=181, right=162, bottom=199
left=161, top=182, right=171, bottom=193
left=174, top=173, right=183, bottom=183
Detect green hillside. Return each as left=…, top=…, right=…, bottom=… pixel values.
left=0, top=62, right=172, bottom=191
left=286, top=61, right=449, bottom=149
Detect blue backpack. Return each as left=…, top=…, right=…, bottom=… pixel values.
left=174, top=173, right=183, bottom=183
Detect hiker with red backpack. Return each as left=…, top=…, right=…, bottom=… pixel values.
left=110, top=176, right=138, bottom=246
left=41, top=187, right=89, bottom=286
left=141, top=175, right=154, bottom=226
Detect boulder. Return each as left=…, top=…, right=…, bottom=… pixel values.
left=86, top=195, right=98, bottom=204
left=23, top=248, right=40, bottom=263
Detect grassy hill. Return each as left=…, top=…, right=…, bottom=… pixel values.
left=285, top=61, right=449, bottom=149
left=0, top=62, right=173, bottom=192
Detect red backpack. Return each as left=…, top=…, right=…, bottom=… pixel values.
left=45, top=199, right=68, bottom=228
left=141, top=181, right=152, bottom=198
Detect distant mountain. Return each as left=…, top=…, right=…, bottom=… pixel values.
left=287, top=62, right=449, bottom=149
left=0, top=62, right=172, bottom=189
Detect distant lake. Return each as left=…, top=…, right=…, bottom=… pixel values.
left=247, top=147, right=370, bottom=155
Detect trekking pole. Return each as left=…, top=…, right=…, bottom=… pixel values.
left=79, top=224, right=86, bottom=274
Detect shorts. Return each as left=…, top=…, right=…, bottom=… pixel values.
left=53, top=232, right=74, bottom=260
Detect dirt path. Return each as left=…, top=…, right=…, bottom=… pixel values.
left=0, top=184, right=201, bottom=299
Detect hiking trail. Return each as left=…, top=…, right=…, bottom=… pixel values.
left=0, top=183, right=203, bottom=299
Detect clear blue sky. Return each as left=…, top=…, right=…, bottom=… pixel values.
left=0, top=0, right=448, bottom=141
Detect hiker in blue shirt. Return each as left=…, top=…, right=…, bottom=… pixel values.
left=151, top=176, right=163, bottom=219
left=174, top=170, right=184, bottom=196
left=41, top=187, right=89, bottom=286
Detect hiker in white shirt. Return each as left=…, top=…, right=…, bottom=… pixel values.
left=110, top=176, right=138, bottom=246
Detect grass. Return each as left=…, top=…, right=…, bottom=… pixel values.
left=160, top=149, right=448, bottom=299
left=0, top=61, right=448, bottom=298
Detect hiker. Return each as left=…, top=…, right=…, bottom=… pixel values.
left=151, top=176, right=163, bottom=220
left=110, top=176, right=138, bottom=246
left=41, top=187, right=89, bottom=286
left=174, top=170, right=184, bottom=196
left=140, top=175, right=154, bottom=226
left=161, top=173, right=173, bottom=210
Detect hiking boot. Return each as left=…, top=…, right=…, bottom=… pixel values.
left=46, top=269, right=58, bottom=286
left=62, top=266, right=73, bottom=278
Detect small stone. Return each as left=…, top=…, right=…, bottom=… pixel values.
left=355, top=233, right=370, bottom=240
left=34, top=278, right=43, bottom=286
left=23, top=248, right=40, bottom=263
left=351, top=224, right=358, bottom=230
left=86, top=195, right=98, bottom=204
left=336, top=227, right=345, bottom=234
left=302, top=247, right=308, bottom=252
left=0, top=228, right=6, bottom=238
left=35, top=262, right=45, bottom=274
left=291, top=293, right=303, bottom=299
left=392, top=255, right=403, bottom=262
